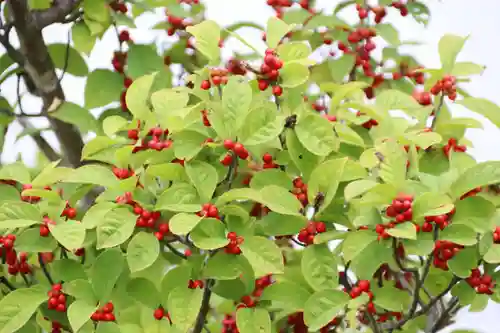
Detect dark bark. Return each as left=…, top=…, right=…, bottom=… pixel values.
left=6, top=0, right=84, bottom=167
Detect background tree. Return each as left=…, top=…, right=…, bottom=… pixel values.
left=0, top=0, right=499, bottom=333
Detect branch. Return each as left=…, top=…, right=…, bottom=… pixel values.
left=430, top=297, right=460, bottom=333
left=430, top=93, right=445, bottom=131
left=38, top=253, right=55, bottom=285
left=32, top=0, right=82, bottom=29
left=193, top=279, right=214, bottom=333
left=162, top=240, right=187, bottom=259
left=17, top=117, right=60, bottom=161
left=0, top=276, right=16, bottom=291
left=7, top=0, right=84, bottom=167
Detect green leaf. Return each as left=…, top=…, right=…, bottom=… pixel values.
left=167, top=286, right=204, bottom=332
left=308, top=158, right=348, bottom=212
left=387, top=223, right=417, bottom=240
left=236, top=308, right=271, bottom=333
left=127, top=44, right=164, bottom=79
left=84, top=0, right=110, bottom=23
left=439, top=34, right=468, bottom=73
left=303, top=290, right=350, bottom=331
left=90, top=248, right=125, bottom=302
left=127, top=278, right=160, bottom=309
left=344, top=180, right=378, bottom=201
left=169, top=213, right=204, bottom=236
left=72, top=21, right=96, bottom=56
left=451, top=62, right=485, bottom=76
left=457, top=98, right=500, bottom=129
left=52, top=259, right=87, bottom=282
left=241, top=236, right=285, bottom=277
left=125, top=73, right=156, bottom=119
left=372, top=285, right=411, bottom=311
left=448, top=247, right=478, bottom=278
left=96, top=207, right=137, bottom=249
left=239, top=102, right=285, bottom=146
left=448, top=161, right=500, bottom=200
left=127, top=232, right=160, bottom=273
left=452, top=281, right=476, bottom=306
left=375, top=23, right=401, bottom=45
left=48, top=43, right=88, bottom=77
left=295, top=114, right=337, bottom=156
left=151, top=89, right=189, bottom=114
left=342, top=230, right=377, bottom=262
left=280, top=62, right=309, bottom=88
left=286, top=130, right=321, bottom=181
left=49, top=220, right=86, bottom=250
left=259, top=185, right=302, bottom=216
left=84, top=69, right=123, bottom=109
left=204, top=252, right=252, bottom=280
left=68, top=300, right=97, bottom=332
left=259, top=212, right=307, bottom=236
left=185, top=161, right=218, bottom=203
left=172, top=130, right=207, bottom=160
left=375, top=89, right=421, bottom=112
left=155, top=183, right=201, bottom=213
left=483, top=244, right=500, bottom=264
left=186, top=20, right=221, bottom=63
left=350, top=241, right=393, bottom=280
left=63, top=164, right=119, bottom=188
left=328, top=54, right=355, bottom=83
left=0, top=161, right=31, bottom=184
left=15, top=228, right=57, bottom=252
left=250, top=169, right=292, bottom=191
left=440, top=224, right=477, bottom=246
left=260, top=281, right=311, bottom=312
left=190, top=218, right=229, bottom=250
left=277, top=42, right=311, bottom=62
left=266, top=17, right=292, bottom=49
left=218, top=76, right=253, bottom=138
left=0, top=285, right=47, bottom=333
left=50, top=102, right=99, bottom=133
left=161, top=265, right=192, bottom=305
left=64, top=279, right=96, bottom=303
left=412, top=193, right=454, bottom=220
left=451, top=196, right=495, bottom=233
left=216, top=188, right=262, bottom=206
left=302, top=244, right=338, bottom=291
left=329, top=82, right=369, bottom=110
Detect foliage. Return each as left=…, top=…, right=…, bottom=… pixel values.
left=0, top=0, right=496, bottom=333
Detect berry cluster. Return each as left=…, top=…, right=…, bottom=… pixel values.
left=262, top=153, right=279, bottom=169
left=196, top=203, right=220, bottom=219
left=257, top=49, right=284, bottom=97
left=61, top=201, right=77, bottom=219
left=356, top=111, right=378, bottom=129
left=355, top=4, right=369, bottom=19
left=153, top=307, right=172, bottom=321
left=109, top=0, right=127, bottom=13
left=188, top=279, right=204, bottom=289
left=112, top=166, right=135, bottom=180
left=443, top=138, right=466, bottom=158
left=390, top=1, right=409, bottom=16
left=226, top=58, right=247, bottom=76
left=393, top=65, right=425, bottom=85
left=221, top=140, right=249, bottom=166
left=371, top=6, right=387, bottom=24
left=291, top=177, right=308, bottom=207
left=40, top=216, right=55, bottom=237
left=91, top=302, right=116, bottom=322
left=493, top=226, right=500, bottom=243
left=225, top=232, right=243, bottom=254
left=385, top=194, right=414, bottom=222
left=166, top=12, right=190, bottom=36
left=422, top=208, right=455, bottom=232
left=286, top=312, right=308, bottom=333
left=222, top=314, right=238, bottom=333
left=21, top=183, right=42, bottom=203
left=237, top=275, right=273, bottom=309
left=466, top=269, right=495, bottom=295
left=460, top=187, right=482, bottom=200
left=50, top=321, right=62, bottom=333
left=47, top=283, right=67, bottom=312
left=200, top=69, right=230, bottom=90
left=249, top=203, right=271, bottom=218
left=118, top=30, right=131, bottom=44
left=412, top=90, right=432, bottom=106
left=127, top=123, right=174, bottom=153
left=430, top=75, right=457, bottom=101
left=432, top=240, right=463, bottom=270
left=1, top=235, right=31, bottom=275
left=297, top=221, right=326, bottom=245
left=348, top=279, right=372, bottom=301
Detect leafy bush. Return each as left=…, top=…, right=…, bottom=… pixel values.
left=0, top=1, right=498, bottom=333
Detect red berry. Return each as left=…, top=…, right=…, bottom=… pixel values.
left=272, top=85, right=283, bottom=96
left=200, top=80, right=211, bottom=90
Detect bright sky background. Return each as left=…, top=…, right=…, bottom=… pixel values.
left=1, top=0, right=500, bottom=331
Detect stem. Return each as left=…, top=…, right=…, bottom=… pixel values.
left=163, top=240, right=187, bottom=259
left=430, top=94, right=445, bottom=130
left=193, top=279, right=214, bottom=333
left=38, top=253, right=55, bottom=285
left=0, top=276, right=16, bottom=291
left=429, top=297, right=460, bottom=333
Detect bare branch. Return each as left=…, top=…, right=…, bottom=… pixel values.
left=7, top=0, right=84, bottom=167
left=32, top=0, right=82, bottom=29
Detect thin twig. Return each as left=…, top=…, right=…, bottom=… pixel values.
left=193, top=279, right=214, bottom=333
left=57, top=29, right=72, bottom=83
left=0, top=276, right=16, bottom=291
left=38, top=253, right=55, bottom=285
left=163, top=240, right=187, bottom=259
left=430, top=94, right=445, bottom=130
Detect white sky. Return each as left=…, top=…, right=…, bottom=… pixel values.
left=2, top=0, right=500, bottom=331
